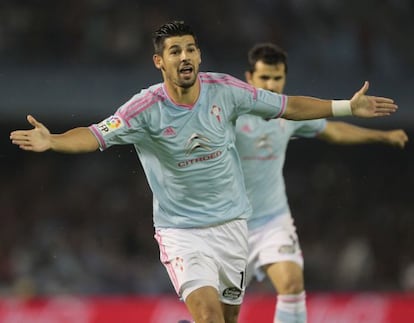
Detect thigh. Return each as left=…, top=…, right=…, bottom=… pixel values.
left=214, top=219, right=249, bottom=306
left=248, top=215, right=303, bottom=283
left=155, top=219, right=248, bottom=305
left=155, top=228, right=219, bottom=301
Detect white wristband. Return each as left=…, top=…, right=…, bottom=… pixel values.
left=332, top=100, right=352, bottom=117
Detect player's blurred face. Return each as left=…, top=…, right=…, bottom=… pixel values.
left=153, top=35, right=201, bottom=89
left=245, top=61, right=286, bottom=94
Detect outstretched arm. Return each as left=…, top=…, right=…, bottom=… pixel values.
left=317, top=121, right=408, bottom=149
left=10, top=115, right=99, bottom=153
left=282, top=81, right=398, bottom=120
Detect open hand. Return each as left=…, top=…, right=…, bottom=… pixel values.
left=10, top=115, right=51, bottom=152
left=350, top=82, right=398, bottom=117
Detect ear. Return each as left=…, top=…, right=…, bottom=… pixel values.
left=153, top=54, right=163, bottom=70
left=245, top=71, right=253, bottom=85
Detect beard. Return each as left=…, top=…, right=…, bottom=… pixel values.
left=176, top=65, right=199, bottom=89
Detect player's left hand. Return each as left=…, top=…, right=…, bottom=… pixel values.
left=385, top=129, right=409, bottom=149
left=350, top=81, right=398, bottom=118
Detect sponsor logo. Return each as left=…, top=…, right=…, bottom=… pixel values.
left=242, top=134, right=277, bottom=160
left=178, top=150, right=222, bottom=168
left=256, top=134, right=273, bottom=155
left=278, top=245, right=296, bottom=254
left=178, top=133, right=221, bottom=167
left=222, top=287, right=242, bottom=300
left=97, top=116, right=124, bottom=134
left=185, top=133, right=212, bottom=156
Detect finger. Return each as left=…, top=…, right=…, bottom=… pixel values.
left=27, top=115, right=40, bottom=128
left=372, top=97, right=395, bottom=104
left=375, top=103, right=398, bottom=110
left=358, top=81, right=369, bottom=95
left=373, top=113, right=391, bottom=117
left=10, top=131, right=30, bottom=139
left=11, top=137, right=31, bottom=145
left=397, top=140, right=406, bottom=149
left=374, top=109, right=397, bottom=115
left=18, top=144, right=35, bottom=151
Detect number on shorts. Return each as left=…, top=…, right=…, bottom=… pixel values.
left=239, top=271, right=245, bottom=289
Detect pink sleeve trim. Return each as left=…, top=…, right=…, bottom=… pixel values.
left=88, top=125, right=107, bottom=150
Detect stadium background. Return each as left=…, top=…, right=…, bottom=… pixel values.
left=1, top=0, right=413, bottom=322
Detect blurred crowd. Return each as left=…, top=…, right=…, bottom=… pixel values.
left=0, top=0, right=413, bottom=298
left=0, top=0, right=413, bottom=74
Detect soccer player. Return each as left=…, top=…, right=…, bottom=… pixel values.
left=10, top=22, right=398, bottom=323
left=235, top=43, right=408, bottom=323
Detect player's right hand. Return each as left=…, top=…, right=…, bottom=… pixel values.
left=10, top=115, right=51, bottom=152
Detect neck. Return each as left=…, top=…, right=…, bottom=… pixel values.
left=164, top=78, right=200, bottom=106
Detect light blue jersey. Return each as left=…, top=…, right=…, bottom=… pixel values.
left=89, top=72, right=287, bottom=229
left=235, top=115, right=326, bottom=230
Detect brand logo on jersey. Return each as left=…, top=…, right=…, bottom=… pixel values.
left=162, top=126, right=176, bottom=137
left=222, top=287, right=242, bottom=300
left=178, top=133, right=221, bottom=168
left=210, top=105, right=222, bottom=123
left=242, top=133, right=277, bottom=161
left=97, top=116, right=124, bottom=134
left=256, top=134, right=273, bottom=155
left=185, top=133, right=212, bottom=156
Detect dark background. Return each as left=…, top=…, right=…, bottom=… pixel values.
left=0, top=0, right=413, bottom=297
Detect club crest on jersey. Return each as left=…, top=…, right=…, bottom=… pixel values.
left=97, top=116, right=124, bottom=135
left=210, top=105, right=222, bottom=123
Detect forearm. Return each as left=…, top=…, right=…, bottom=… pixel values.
left=319, top=121, right=388, bottom=145
left=283, top=96, right=334, bottom=120
left=51, top=127, right=99, bottom=153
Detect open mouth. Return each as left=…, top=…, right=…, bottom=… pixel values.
left=179, top=65, right=193, bottom=76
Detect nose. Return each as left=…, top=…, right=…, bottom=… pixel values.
left=180, top=51, right=189, bottom=61
left=267, top=80, right=280, bottom=93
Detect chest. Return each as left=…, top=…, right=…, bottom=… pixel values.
left=144, top=98, right=234, bottom=157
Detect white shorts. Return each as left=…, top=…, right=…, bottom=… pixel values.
left=247, top=213, right=303, bottom=284
left=155, top=219, right=248, bottom=305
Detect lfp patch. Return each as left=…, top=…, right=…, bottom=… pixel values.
left=97, top=116, right=124, bottom=135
